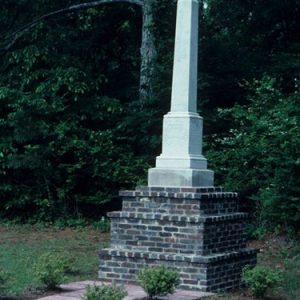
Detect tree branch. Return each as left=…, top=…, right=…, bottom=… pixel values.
left=1, top=0, right=144, bottom=53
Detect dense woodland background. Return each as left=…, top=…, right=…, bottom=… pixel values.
left=0, top=0, right=299, bottom=235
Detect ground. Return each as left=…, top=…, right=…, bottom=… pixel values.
left=0, top=224, right=109, bottom=298
left=0, top=224, right=299, bottom=300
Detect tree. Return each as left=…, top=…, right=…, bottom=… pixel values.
left=0, top=0, right=148, bottom=221
left=0, top=0, right=161, bottom=102
left=199, top=0, right=300, bottom=133
left=139, top=0, right=157, bottom=101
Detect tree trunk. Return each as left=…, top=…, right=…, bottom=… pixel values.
left=139, top=0, right=157, bottom=102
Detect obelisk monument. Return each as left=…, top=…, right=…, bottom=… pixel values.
left=148, top=0, right=214, bottom=187
left=99, top=0, right=257, bottom=291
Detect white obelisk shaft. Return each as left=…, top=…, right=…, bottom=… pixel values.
left=148, top=0, right=214, bottom=187
left=171, top=0, right=198, bottom=113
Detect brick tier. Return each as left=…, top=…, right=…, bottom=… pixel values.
left=99, top=187, right=257, bottom=292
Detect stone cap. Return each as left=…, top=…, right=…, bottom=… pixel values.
left=107, top=211, right=249, bottom=223
left=99, top=248, right=258, bottom=264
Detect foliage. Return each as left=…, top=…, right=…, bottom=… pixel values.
left=201, top=0, right=300, bottom=129
left=92, top=217, right=110, bottom=233
left=0, top=268, right=9, bottom=293
left=83, top=284, right=127, bottom=300
left=246, top=224, right=267, bottom=240
left=34, top=252, right=71, bottom=289
left=242, top=266, right=283, bottom=298
left=0, top=1, right=151, bottom=222
left=137, top=265, right=180, bottom=299
left=207, top=77, right=300, bottom=232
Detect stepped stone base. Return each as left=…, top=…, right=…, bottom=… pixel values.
left=99, top=187, right=257, bottom=292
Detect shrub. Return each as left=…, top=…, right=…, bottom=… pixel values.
left=206, top=77, right=300, bottom=233
left=242, top=265, right=283, bottom=298
left=0, top=268, right=9, bottom=292
left=0, top=1, right=154, bottom=223
left=83, top=284, right=127, bottom=300
left=137, top=265, right=180, bottom=299
left=34, top=252, right=71, bottom=289
left=92, top=217, right=110, bottom=233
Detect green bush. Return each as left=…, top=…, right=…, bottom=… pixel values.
left=242, top=265, right=283, bottom=298
left=34, top=252, right=71, bottom=289
left=206, top=77, right=300, bottom=233
left=83, top=284, right=127, bottom=300
left=92, top=217, right=110, bottom=233
left=0, top=268, right=9, bottom=293
left=0, top=4, right=151, bottom=222
left=137, top=265, right=180, bottom=299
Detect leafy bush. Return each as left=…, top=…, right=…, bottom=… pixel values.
left=0, top=4, right=152, bottom=222
left=242, top=266, right=283, bottom=298
left=207, top=77, right=300, bottom=232
left=246, top=224, right=267, bottom=240
left=34, top=252, right=71, bottom=289
left=83, top=284, right=127, bottom=300
left=137, top=265, right=180, bottom=299
left=92, top=217, right=110, bottom=233
left=0, top=268, right=9, bottom=293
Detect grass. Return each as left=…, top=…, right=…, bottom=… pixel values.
left=0, top=224, right=109, bottom=297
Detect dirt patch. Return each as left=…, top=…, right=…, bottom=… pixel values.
left=249, top=233, right=296, bottom=251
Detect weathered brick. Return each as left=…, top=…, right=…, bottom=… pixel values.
left=159, top=232, right=172, bottom=237
left=148, top=226, right=162, bottom=231
left=100, top=188, right=257, bottom=292
left=107, top=273, right=120, bottom=279
left=164, top=227, right=179, bottom=232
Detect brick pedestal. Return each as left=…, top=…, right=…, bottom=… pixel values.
left=99, top=187, right=257, bottom=292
